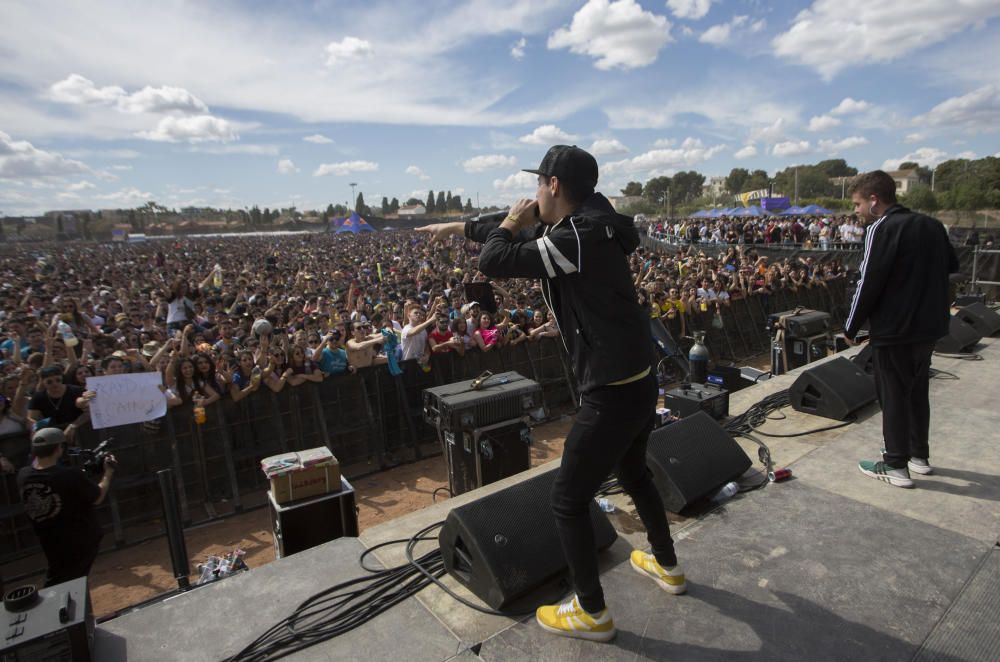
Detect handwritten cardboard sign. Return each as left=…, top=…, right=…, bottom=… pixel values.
left=86, top=373, right=167, bottom=430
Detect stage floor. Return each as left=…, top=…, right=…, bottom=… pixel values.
left=97, top=339, right=1000, bottom=661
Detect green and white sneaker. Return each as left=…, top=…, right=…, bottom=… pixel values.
left=907, top=458, right=933, bottom=475
left=859, top=460, right=914, bottom=488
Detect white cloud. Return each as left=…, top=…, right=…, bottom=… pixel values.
left=493, top=170, right=537, bottom=192
left=734, top=144, right=757, bottom=159
left=666, top=0, right=712, bottom=20
left=589, top=138, right=629, bottom=156
left=463, top=154, right=518, bottom=172
left=111, top=164, right=132, bottom=171
left=699, top=15, right=748, bottom=45
left=95, top=187, right=154, bottom=205
left=749, top=19, right=766, bottom=33
left=67, top=180, right=95, bottom=191
left=313, top=160, right=378, bottom=177
left=652, top=138, right=676, bottom=148
left=48, top=74, right=208, bottom=114
left=324, top=37, right=373, bottom=67
left=830, top=97, right=871, bottom=115
left=808, top=114, right=841, bottom=132
left=772, top=1, right=1000, bottom=80
left=914, top=84, right=1000, bottom=132
left=117, top=85, right=208, bottom=114
left=277, top=158, right=299, bottom=174
left=405, top=165, right=430, bottom=180
left=602, top=137, right=725, bottom=176
left=303, top=134, right=334, bottom=144
left=0, top=130, right=91, bottom=178
left=548, top=0, right=672, bottom=71
left=138, top=115, right=237, bottom=143
left=772, top=140, right=811, bottom=158
left=190, top=143, right=279, bottom=155
left=49, top=74, right=125, bottom=106
left=519, top=124, right=579, bottom=145
left=817, top=136, right=869, bottom=153
left=903, top=132, right=925, bottom=144
left=881, top=147, right=949, bottom=170
left=511, top=37, right=526, bottom=59
left=955, top=150, right=978, bottom=159
left=749, top=117, right=788, bottom=144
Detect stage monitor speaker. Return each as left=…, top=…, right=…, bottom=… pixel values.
left=438, top=468, right=617, bottom=611
left=851, top=344, right=874, bottom=376
left=645, top=411, right=751, bottom=514
left=955, top=302, right=1000, bottom=337
left=789, top=357, right=877, bottom=421
left=935, top=316, right=982, bottom=354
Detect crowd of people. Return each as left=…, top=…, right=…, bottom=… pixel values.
left=0, top=225, right=852, bottom=451
left=643, top=213, right=867, bottom=249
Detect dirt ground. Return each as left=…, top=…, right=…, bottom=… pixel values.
left=80, top=416, right=575, bottom=619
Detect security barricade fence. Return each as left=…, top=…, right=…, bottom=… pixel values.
left=0, top=336, right=580, bottom=566
left=0, top=283, right=851, bottom=568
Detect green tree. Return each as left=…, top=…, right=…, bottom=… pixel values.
left=355, top=193, right=365, bottom=214
left=381, top=196, right=390, bottom=215
left=426, top=190, right=436, bottom=213
left=263, top=207, right=272, bottom=224
left=390, top=197, right=400, bottom=214
left=448, top=194, right=463, bottom=212
left=953, top=184, right=988, bottom=210
left=902, top=185, right=938, bottom=212
left=642, top=176, right=671, bottom=205
left=621, top=181, right=643, bottom=196
left=464, top=198, right=473, bottom=213
left=815, top=159, right=857, bottom=178
left=670, top=171, right=706, bottom=203
left=436, top=190, right=446, bottom=212
left=725, top=168, right=749, bottom=194
left=405, top=197, right=422, bottom=207
left=744, top=169, right=770, bottom=192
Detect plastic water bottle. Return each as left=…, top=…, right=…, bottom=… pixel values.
left=596, top=498, right=615, bottom=513
left=213, top=264, right=223, bottom=288
left=711, top=481, right=739, bottom=504
left=57, top=320, right=78, bottom=347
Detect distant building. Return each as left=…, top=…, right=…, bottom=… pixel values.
left=398, top=204, right=426, bottom=216
left=703, top=176, right=726, bottom=199
left=887, top=169, right=920, bottom=195
left=607, top=195, right=643, bottom=211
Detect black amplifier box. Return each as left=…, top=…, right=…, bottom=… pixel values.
left=767, top=309, right=831, bottom=338
left=0, top=577, right=93, bottom=661
left=663, top=383, right=729, bottom=420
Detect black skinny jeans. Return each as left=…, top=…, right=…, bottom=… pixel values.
left=550, top=372, right=677, bottom=613
left=872, top=341, right=935, bottom=468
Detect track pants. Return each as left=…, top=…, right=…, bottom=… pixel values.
left=872, top=341, right=935, bottom=469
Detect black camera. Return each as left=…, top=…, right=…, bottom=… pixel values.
left=67, top=438, right=117, bottom=475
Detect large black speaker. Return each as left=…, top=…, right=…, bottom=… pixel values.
left=645, top=411, right=751, bottom=513
left=955, top=302, right=1000, bottom=337
left=851, top=344, right=874, bottom=376
left=438, top=469, right=617, bottom=611
left=790, top=357, right=877, bottom=421
left=935, top=316, right=982, bottom=353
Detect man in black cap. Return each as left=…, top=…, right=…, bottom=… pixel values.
left=417, top=145, right=682, bottom=642
left=17, top=427, right=116, bottom=586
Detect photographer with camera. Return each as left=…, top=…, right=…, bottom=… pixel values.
left=17, top=427, right=116, bottom=587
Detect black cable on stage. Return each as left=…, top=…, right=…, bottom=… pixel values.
left=731, top=431, right=772, bottom=494
left=933, top=351, right=983, bottom=360
left=929, top=368, right=959, bottom=380
left=226, top=528, right=447, bottom=662
left=431, top=486, right=452, bottom=503
left=751, top=417, right=855, bottom=438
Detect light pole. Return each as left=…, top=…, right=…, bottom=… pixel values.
left=350, top=182, right=357, bottom=211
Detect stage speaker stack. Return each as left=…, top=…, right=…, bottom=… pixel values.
left=645, top=411, right=752, bottom=513
left=789, top=357, right=877, bottom=421
left=955, top=302, right=1000, bottom=337
left=438, top=468, right=617, bottom=611
left=935, top=316, right=982, bottom=354
left=423, top=372, right=544, bottom=496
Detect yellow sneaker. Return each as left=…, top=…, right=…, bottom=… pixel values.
left=630, top=550, right=687, bottom=594
left=535, top=595, right=616, bottom=642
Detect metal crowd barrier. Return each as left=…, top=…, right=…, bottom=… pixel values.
left=0, top=336, right=578, bottom=564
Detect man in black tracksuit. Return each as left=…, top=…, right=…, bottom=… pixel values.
left=417, top=146, right=683, bottom=642
left=845, top=170, right=959, bottom=488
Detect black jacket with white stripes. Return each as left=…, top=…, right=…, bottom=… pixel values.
left=466, top=192, right=654, bottom=394
left=845, top=204, right=959, bottom=346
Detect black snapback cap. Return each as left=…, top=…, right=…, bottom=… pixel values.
left=522, top=145, right=598, bottom=191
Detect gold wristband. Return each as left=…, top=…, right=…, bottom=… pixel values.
left=504, top=213, right=519, bottom=224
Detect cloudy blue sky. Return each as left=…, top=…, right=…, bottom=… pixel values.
left=2, top=0, right=999, bottom=216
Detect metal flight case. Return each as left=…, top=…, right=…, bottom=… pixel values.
left=423, top=371, right=546, bottom=496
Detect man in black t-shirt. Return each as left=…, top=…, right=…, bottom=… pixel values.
left=17, top=427, right=115, bottom=586
left=27, top=365, right=88, bottom=444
